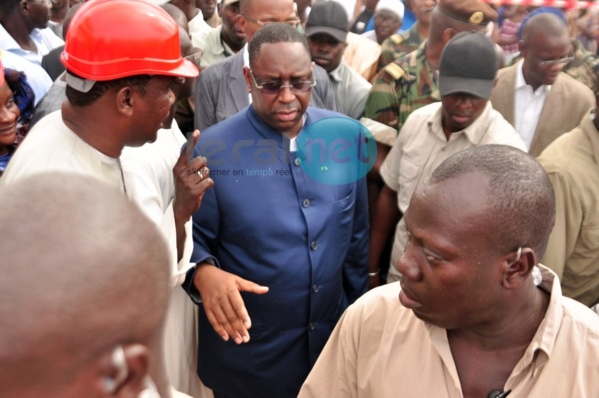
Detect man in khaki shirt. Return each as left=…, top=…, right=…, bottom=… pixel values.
left=300, top=145, right=599, bottom=398
left=368, top=31, right=526, bottom=286
left=537, top=85, right=599, bottom=307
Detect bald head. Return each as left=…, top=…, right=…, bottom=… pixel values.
left=521, top=12, right=568, bottom=43
left=238, top=0, right=297, bottom=42
left=429, top=145, right=555, bottom=257
left=519, top=12, right=570, bottom=89
left=0, top=173, right=170, bottom=396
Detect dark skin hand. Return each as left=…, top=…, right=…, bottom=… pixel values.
left=173, top=129, right=215, bottom=261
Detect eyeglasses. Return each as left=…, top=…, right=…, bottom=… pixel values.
left=538, top=56, right=573, bottom=68
left=241, top=14, right=301, bottom=28
left=185, top=49, right=203, bottom=69
left=249, top=70, right=316, bottom=95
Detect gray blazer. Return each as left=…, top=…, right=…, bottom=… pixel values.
left=194, top=50, right=337, bottom=131
left=490, top=64, right=595, bottom=157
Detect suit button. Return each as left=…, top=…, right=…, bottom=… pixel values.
left=302, top=199, right=310, bottom=208
left=311, top=241, right=318, bottom=250
left=312, top=284, right=320, bottom=293
left=309, top=323, right=316, bottom=330
left=294, top=158, right=301, bottom=166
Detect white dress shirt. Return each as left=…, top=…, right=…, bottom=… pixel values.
left=514, top=60, right=552, bottom=149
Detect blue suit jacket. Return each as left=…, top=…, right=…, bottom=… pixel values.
left=184, top=106, right=369, bottom=397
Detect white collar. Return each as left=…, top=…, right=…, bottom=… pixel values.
left=516, top=60, right=552, bottom=94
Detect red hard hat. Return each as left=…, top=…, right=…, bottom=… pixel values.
left=61, top=0, right=198, bottom=81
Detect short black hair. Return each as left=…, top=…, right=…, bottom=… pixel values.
left=65, top=74, right=152, bottom=107
left=248, top=23, right=310, bottom=68
left=430, top=145, right=555, bottom=258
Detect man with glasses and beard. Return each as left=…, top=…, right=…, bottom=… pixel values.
left=183, top=23, right=369, bottom=398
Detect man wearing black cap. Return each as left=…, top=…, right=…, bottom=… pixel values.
left=363, top=0, right=499, bottom=285
left=305, top=1, right=371, bottom=120
left=368, top=31, right=526, bottom=286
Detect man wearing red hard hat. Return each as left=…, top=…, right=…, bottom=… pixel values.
left=0, top=0, right=212, bottom=397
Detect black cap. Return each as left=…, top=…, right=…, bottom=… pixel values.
left=439, top=31, right=497, bottom=99
left=305, top=1, right=349, bottom=43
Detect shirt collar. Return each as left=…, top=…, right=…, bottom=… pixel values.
left=242, top=43, right=249, bottom=68
left=581, top=110, right=599, bottom=166
left=431, top=101, right=494, bottom=144
left=328, top=62, right=344, bottom=83
left=0, top=24, right=21, bottom=51
left=512, top=265, right=563, bottom=377
left=516, top=60, right=552, bottom=94
left=425, top=265, right=564, bottom=384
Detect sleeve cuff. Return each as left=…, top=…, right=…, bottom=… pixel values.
left=181, top=257, right=217, bottom=305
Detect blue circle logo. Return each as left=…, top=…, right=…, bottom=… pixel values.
left=296, top=117, right=377, bottom=185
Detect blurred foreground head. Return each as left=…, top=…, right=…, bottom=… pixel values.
left=0, top=173, right=171, bottom=398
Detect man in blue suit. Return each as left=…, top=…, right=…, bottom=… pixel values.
left=183, top=23, right=370, bottom=398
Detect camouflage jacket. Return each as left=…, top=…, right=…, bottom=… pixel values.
left=364, top=41, right=440, bottom=132
left=565, top=38, right=599, bottom=92
left=378, top=24, right=425, bottom=70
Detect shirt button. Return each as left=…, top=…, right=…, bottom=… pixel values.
left=312, top=284, right=320, bottom=293
left=294, top=158, right=301, bottom=166
left=311, top=241, right=318, bottom=251
left=302, top=199, right=310, bottom=208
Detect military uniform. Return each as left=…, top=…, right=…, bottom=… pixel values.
left=378, top=24, right=425, bottom=71
left=364, top=41, right=439, bottom=132
left=363, top=0, right=497, bottom=137
left=566, top=39, right=599, bottom=92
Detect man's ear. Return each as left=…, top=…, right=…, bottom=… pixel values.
left=518, top=40, right=527, bottom=55
left=242, top=66, right=252, bottom=93
left=115, top=86, right=135, bottom=117
left=442, top=27, right=456, bottom=44
left=96, top=344, right=150, bottom=397
left=19, top=0, right=29, bottom=15
left=237, top=14, right=246, bottom=34
left=502, top=247, right=537, bottom=290
left=115, top=344, right=151, bottom=397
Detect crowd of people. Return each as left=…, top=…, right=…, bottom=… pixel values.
left=1, top=0, right=599, bottom=397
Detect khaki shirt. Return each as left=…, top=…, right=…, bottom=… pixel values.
left=380, top=102, right=527, bottom=282
left=299, top=265, right=599, bottom=398
left=538, top=112, right=599, bottom=307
